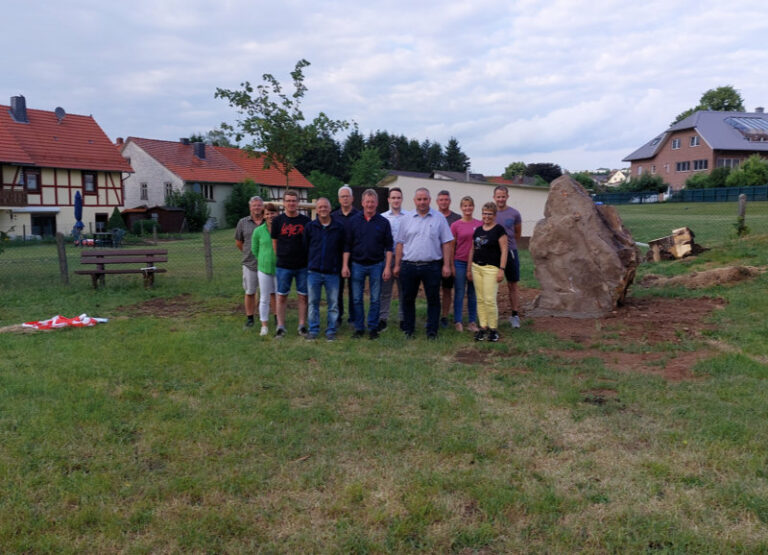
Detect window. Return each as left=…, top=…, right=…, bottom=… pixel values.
left=637, top=166, right=643, bottom=176
left=671, top=138, right=681, bottom=150
left=717, top=158, right=741, bottom=169
left=693, top=159, right=709, bottom=171
left=690, top=136, right=700, bottom=147
left=83, top=171, right=97, bottom=194
left=140, top=183, right=148, bottom=200
left=24, top=169, right=41, bottom=191
left=651, top=165, right=656, bottom=174
left=664, top=163, right=670, bottom=174
left=675, top=161, right=691, bottom=172
left=164, top=182, right=173, bottom=200
left=202, top=184, right=214, bottom=201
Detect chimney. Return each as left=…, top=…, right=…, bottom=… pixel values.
left=756, top=107, right=765, bottom=114
left=9, top=95, right=28, bottom=123
left=193, top=141, right=206, bottom=159
left=180, top=137, right=190, bottom=145
left=116, top=137, right=124, bottom=145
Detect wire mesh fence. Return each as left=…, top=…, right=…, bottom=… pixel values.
left=2, top=196, right=767, bottom=292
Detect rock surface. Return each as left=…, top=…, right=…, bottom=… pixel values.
left=528, top=175, right=640, bottom=318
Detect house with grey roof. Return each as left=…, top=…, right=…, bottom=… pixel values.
left=623, top=108, right=768, bottom=190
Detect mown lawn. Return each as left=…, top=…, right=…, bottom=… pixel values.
left=1, top=232, right=768, bottom=551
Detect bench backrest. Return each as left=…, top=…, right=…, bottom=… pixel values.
left=80, top=249, right=168, bottom=264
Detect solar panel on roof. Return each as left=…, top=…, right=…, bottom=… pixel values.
left=725, top=117, right=768, bottom=141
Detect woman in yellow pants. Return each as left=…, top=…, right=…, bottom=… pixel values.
left=467, top=202, right=508, bottom=342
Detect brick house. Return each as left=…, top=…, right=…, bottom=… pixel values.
left=119, top=137, right=313, bottom=226
left=623, top=108, right=768, bottom=191
left=0, top=96, right=132, bottom=237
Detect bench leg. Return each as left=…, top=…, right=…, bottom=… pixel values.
left=91, top=274, right=99, bottom=289
left=142, top=270, right=155, bottom=288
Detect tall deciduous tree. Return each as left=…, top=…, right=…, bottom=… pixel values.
left=672, top=85, right=745, bottom=124
left=215, top=59, right=349, bottom=186
left=349, top=148, right=386, bottom=188
left=525, top=162, right=562, bottom=183
left=502, top=161, right=527, bottom=179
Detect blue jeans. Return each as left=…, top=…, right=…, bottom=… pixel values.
left=453, top=260, right=477, bottom=324
left=307, top=271, right=340, bottom=337
left=351, top=261, right=384, bottom=332
left=276, top=267, right=308, bottom=296
left=400, top=260, right=442, bottom=336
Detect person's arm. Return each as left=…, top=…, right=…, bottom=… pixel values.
left=382, top=250, right=392, bottom=281
left=342, top=252, right=351, bottom=278
left=393, top=242, right=403, bottom=278
left=467, top=242, right=474, bottom=282
left=251, top=228, right=260, bottom=257
left=441, top=241, right=452, bottom=278
left=515, top=222, right=522, bottom=242
left=497, top=234, right=508, bottom=283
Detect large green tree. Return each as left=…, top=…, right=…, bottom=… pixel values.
left=502, top=161, right=527, bottom=179
left=444, top=137, right=470, bottom=172
left=349, top=148, right=386, bottom=187
left=725, top=154, right=768, bottom=188
left=215, top=59, right=349, bottom=186
left=673, top=85, right=745, bottom=124
left=223, top=180, right=270, bottom=228
left=525, top=162, right=562, bottom=183
left=306, top=170, right=344, bottom=203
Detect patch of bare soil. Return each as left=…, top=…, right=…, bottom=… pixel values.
left=639, top=265, right=763, bottom=289
left=522, top=288, right=726, bottom=381
left=454, top=348, right=493, bottom=365
left=117, top=293, right=236, bottom=318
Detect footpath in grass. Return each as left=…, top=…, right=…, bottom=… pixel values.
left=1, top=239, right=768, bottom=551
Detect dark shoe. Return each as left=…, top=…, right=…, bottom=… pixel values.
left=298, top=326, right=309, bottom=337
left=369, top=330, right=379, bottom=340
left=305, top=333, right=317, bottom=341
left=244, top=318, right=255, bottom=329
left=326, top=334, right=336, bottom=342
left=440, top=317, right=448, bottom=329
left=275, top=328, right=286, bottom=339
left=352, top=330, right=365, bottom=339
left=474, top=329, right=486, bottom=342
left=399, top=320, right=405, bottom=331
left=404, top=332, right=415, bottom=340
left=377, top=319, right=388, bottom=332
left=488, top=329, right=499, bottom=342
left=427, top=333, right=437, bottom=341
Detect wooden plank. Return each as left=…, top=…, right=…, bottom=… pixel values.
left=82, top=248, right=168, bottom=256
left=80, top=256, right=168, bottom=265
left=75, top=268, right=167, bottom=275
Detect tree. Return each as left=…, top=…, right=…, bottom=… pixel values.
left=525, top=162, right=562, bottom=183
left=107, top=207, right=127, bottom=230
left=190, top=125, right=236, bottom=147
left=296, top=130, right=344, bottom=180
left=685, top=167, right=731, bottom=189
left=166, top=190, right=210, bottom=232
left=421, top=139, right=444, bottom=171
left=571, top=172, right=596, bottom=190
left=503, top=161, right=527, bottom=179
left=444, top=137, right=470, bottom=172
left=619, top=173, right=668, bottom=193
left=673, top=85, right=745, bottom=124
left=215, top=59, right=349, bottom=186
left=349, top=148, right=386, bottom=187
left=223, top=180, right=270, bottom=228
left=725, top=154, right=768, bottom=188
left=307, top=170, right=344, bottom=203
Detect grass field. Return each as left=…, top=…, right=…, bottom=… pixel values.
left=2, top=222, right=768, bottom=551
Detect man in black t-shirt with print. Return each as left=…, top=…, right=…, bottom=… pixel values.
left=271, top=189, right=311, bottom=338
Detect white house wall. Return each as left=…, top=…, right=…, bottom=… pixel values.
left=382, top=175, right=549, bottom=238
left=121, top=141, right=184, bottom=209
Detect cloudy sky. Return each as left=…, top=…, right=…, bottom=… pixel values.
left=2, top=0, right=766, bottom=175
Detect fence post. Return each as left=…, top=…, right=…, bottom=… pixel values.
left=153, top=223, right=158, bottom=245
left=56, top=232, right=69, bottom=285
left=738, top=193, right=747, bottom=220
left=203, top=230, right=213, bottom=281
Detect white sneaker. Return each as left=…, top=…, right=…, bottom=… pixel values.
left=260, top=326, right=269, bottom=336
left=509, top=315, right=521, bottom=328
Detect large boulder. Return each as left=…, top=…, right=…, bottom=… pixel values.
left=528, top=175, right=640, bottom=318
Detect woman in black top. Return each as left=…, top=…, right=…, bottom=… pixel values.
left=467, top=202, right=508, bottom=342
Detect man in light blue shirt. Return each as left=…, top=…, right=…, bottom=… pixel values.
left=393, top=187, right=453, bottom=339
left=378, top=187, right=409, bottom=332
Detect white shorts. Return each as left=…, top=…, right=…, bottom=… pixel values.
left=242, top=266, right=259, bottom=295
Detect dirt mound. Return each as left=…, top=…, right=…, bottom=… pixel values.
left=527, top=294, right=726, bottom=381
left=639, top=265, right=762, bottom=289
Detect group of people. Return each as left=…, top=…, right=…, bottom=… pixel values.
left=234, top=185, right=522, bottom=342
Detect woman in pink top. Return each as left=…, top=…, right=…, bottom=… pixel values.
left=450, top=196, right=482, bottom=332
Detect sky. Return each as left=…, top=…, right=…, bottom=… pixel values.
left=2, top=0, right=766, bottom=175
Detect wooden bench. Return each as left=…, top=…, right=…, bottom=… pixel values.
left=75, top=248, right=168, bottom=288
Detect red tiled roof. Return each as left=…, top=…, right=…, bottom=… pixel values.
left=124, top=137, right=312, bottom=188
left=0, top=103, right=132, bottom=172
left=215, top=146, right=313, bottom=188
